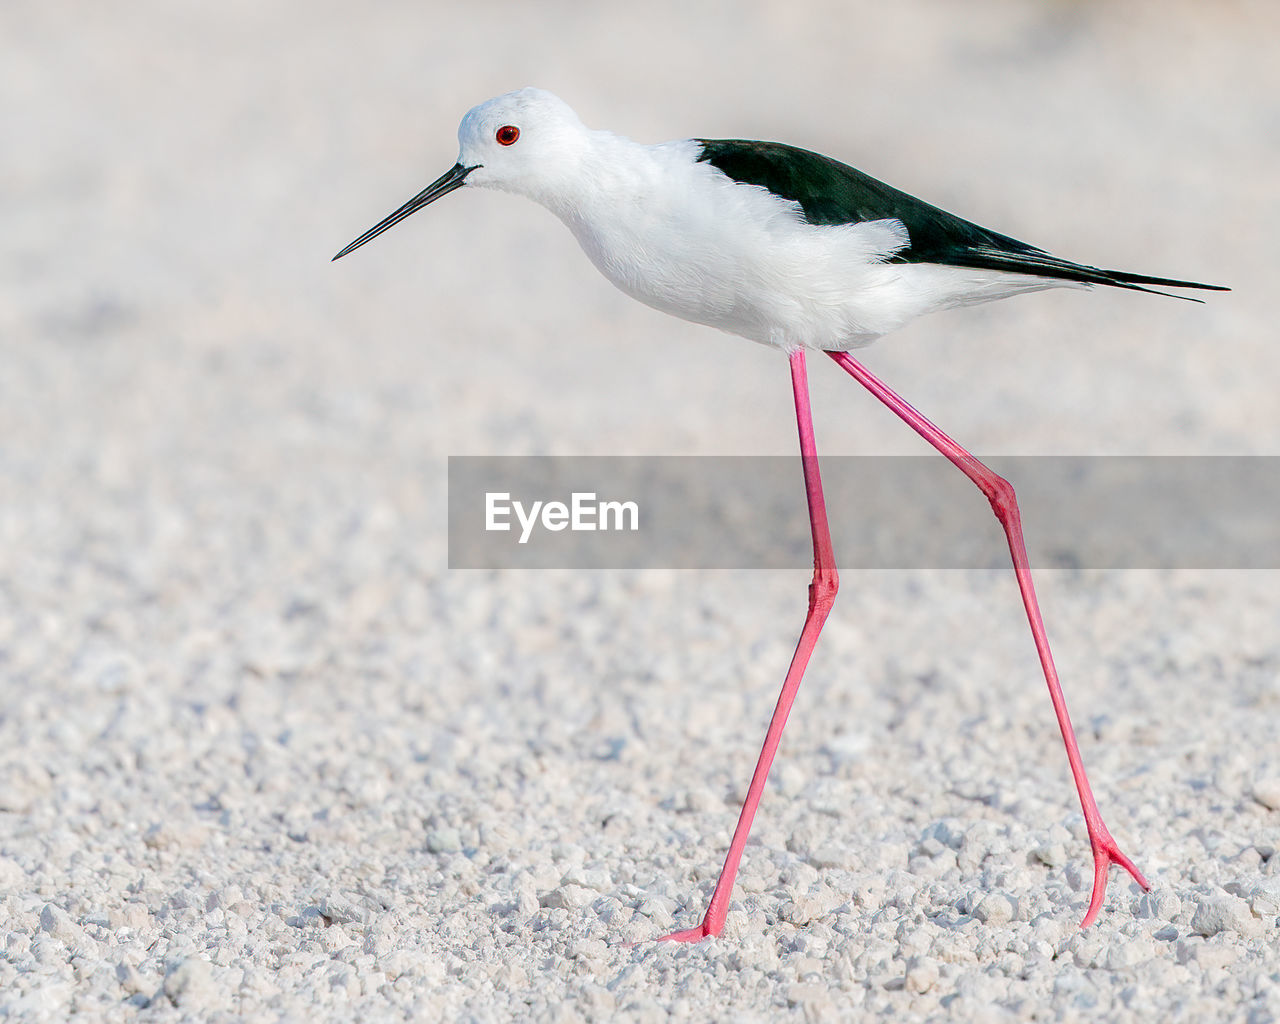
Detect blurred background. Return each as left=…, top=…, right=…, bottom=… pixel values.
left=1, top=0, right=1277, bottom=1015
left=4, top=0, right=1272, bottom=473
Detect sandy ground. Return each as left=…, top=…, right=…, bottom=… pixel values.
left=2, top=0, right=1279, bottom=1020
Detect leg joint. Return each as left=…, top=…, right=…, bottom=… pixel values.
left=984, top=473, right=1019, bottom=524
left=809, top=565, right=839, bottom=612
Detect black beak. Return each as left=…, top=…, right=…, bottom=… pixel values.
left=333, top=162, right=476, bottom=260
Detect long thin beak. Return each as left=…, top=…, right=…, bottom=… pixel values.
left=332, top=162, right=476, bottom=260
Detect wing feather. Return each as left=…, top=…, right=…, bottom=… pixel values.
left=695, top=139, right=1226, bottom=299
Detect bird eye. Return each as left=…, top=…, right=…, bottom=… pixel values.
left=496, top=125, right=520, bottom=146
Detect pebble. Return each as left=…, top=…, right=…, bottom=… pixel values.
left=1249, top=880, right=1280, bottom=918
left=425, top=828, right=462, bottom=854
left=39, top=905, right=82, bottom=945
left=808, top=844, right=858, bottom=870
left=973, top=892, right=1016, bottom=926
left=1032, top=842, right=1068, bottom=868
left=0, top=858, right=25, bottom=888
left=1069, top=931, right=1109, bottom=970
left=114, top=963, right=146, bottom=995
left=1190, top=892, right=1258, bottom=938
left=1134, top=888, right=1181, bottom=921
left=1252, top=778, right=1280, bottom=811
left=635, top=897, right=677, bottom=924
left=1176, top=939, right=1242, bottom=971
left=541, top=884, right=593, bottom=911
left=904, top=957, right=939, bottom=993
left=561, top=866, right=613, bottom=892
left=1104, top=932, right=1155, bottom=970
left=920, top=820, right=965, bottom=850
left=958, top=823, right=1002, bottom=872
left=162, top=957, right=218, bottom=1011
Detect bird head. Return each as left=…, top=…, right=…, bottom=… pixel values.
left=457, top=88, right=587, bottom=197
left=333, top=88, right=586, bottom=260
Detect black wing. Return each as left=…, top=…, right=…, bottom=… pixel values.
left=695, top=139, right=1226, bottom=299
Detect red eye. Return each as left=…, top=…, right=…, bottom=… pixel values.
left=496, top=125, right=520, bottom=146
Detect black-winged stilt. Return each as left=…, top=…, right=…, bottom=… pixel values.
left=334, top=88, right=1226, bottom=942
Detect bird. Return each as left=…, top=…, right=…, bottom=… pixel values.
left=333, top=87, right=1226, bottom=943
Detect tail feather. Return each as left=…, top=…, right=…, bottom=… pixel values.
left=951, top=246, right=1229, bottom=302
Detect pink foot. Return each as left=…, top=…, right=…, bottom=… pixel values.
left=1079, top=825, right=1150, bottom=928
left=655, top=922, right=716, bottom=944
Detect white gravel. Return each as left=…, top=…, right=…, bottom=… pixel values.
left=3, top=1, right=1278, bottom=1021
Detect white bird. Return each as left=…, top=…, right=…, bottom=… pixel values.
left=334, top=87, right=1225, bottom=943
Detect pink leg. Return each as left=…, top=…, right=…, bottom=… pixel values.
left=659, top=349, right=839, bottom=942
left=826, top=349, right=1148, bottom=926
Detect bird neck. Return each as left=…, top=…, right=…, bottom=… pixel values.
left=542, top=133, right=700, bottom=234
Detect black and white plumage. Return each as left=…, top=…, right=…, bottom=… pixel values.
left=336, top=88, right=1223, bottom=350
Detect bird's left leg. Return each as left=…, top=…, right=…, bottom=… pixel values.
left=659, top=348, right=839, bottom=942
left=826, top=348, right=1147, bottom=927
